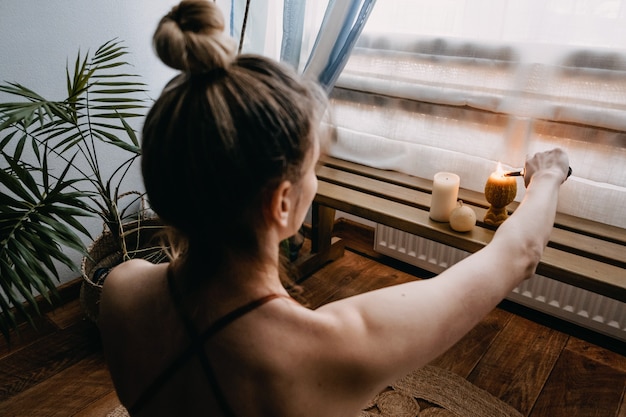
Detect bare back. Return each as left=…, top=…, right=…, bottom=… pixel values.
left=98, top=260, right=382, bottom=417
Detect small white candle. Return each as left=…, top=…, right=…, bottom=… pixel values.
left=449, top=201, right=476, bottom=232
left=429, top=172, right=460, bottom=222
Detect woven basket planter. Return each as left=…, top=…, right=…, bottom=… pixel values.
left=80, top=217, right=167, bottom=323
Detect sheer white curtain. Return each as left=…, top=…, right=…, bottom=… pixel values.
left=328, top=0, right=626, bottom=228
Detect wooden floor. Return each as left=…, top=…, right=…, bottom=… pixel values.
left=1, top=221, right=626, bottom=416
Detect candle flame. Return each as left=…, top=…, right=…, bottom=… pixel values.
left=495, top=161, right=504, bottom=177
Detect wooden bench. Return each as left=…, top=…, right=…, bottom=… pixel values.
left=295, top=156, right=626, bottom=303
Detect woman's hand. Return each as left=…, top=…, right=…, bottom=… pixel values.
left=523, top=148, right=570, bottom=188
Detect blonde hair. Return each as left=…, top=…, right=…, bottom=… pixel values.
left=153, top=0, right=236, bottom=73
left=142, top=0, right=327, bottom=280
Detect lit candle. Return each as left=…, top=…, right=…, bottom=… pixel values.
left=484, top=162, right=517, bottom=226
left=429, top=172, right=460, bottom=222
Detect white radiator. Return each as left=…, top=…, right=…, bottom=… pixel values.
left=374, top=224, right=626, bottom=342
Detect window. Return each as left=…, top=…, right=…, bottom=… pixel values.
left=329, top=0, right=626, bottom=228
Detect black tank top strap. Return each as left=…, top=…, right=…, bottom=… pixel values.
left=198, top=292, right=290, bottom=340
left=127, top=266, right=292, bottom=416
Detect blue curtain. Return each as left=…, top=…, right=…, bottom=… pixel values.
left=231, top=0, right=377, bottom=91
left=281, top=0, right=377, bottom=91
left=280, top=0, right=307, bottom=69
left=308, top=0, right=376, bottom=90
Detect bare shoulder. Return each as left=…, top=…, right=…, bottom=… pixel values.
left=100, top=260, right=168, bottom=322
left=103, top=259, right=165, bottom=292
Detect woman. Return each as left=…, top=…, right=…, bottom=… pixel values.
left=98, top=1, right=571, bottom=416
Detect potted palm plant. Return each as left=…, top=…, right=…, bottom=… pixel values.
left=0, top=39, right=165, bottom=340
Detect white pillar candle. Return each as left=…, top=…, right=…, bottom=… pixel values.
left=429, top=172, right=460, bottom=222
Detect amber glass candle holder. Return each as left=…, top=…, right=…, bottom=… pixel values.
left=484, top=164, right=517, bottom=227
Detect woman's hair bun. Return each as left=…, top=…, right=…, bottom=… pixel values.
left=153, top=0, right=237, bottom=73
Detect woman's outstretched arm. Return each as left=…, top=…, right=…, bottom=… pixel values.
left=310, top=148, right=570, bottom=400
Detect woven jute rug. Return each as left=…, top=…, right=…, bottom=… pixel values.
left=360, top=365, right=522, bottom=417
left=106, top=405, right=130, bottom=417
left=106, top=365, right=522, bottom=417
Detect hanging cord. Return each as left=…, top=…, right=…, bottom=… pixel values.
left=238, top=0, right=251, bottom=54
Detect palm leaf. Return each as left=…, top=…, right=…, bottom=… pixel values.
left=4, top=150, right=42, bottom=198
left=0, top=129, right=19, bottom=151
left=6, top=240, right=54, bottom=304
left=0, top=259, right=23, bottom=339
left=0, top=158, right=39, bottom=204
left=0, top=38, right=149, bottom=341
left=16, top=232, right=60, bottom=281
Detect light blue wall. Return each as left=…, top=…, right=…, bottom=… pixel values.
left=0, top=1, right=181, bottom=104
left=0, top=0, right=233, bottom=284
